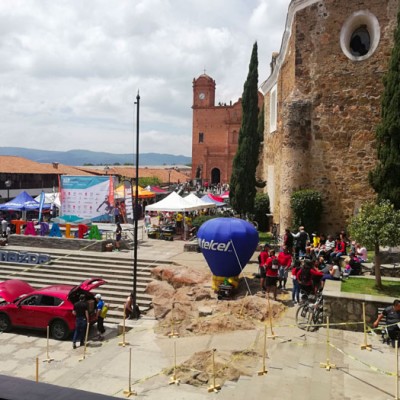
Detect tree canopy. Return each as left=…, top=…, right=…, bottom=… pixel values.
left=230, top=42, right=261, bottom=216
left=369, top=8, right=400, bottom=208
left=348, top=200, right=400, bottom=287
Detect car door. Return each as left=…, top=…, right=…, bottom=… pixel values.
left=12, top=294, right=42, bottom=327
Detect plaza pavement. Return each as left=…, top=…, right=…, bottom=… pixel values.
left=0, top=234, right=398, bottom=399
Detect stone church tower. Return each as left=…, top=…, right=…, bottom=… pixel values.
left=191, top=73, right=242, bottom=185
left=259, top=0, right=399, bottom=234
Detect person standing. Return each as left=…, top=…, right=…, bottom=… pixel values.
left=144, top=211, right=152, bottom=232
left=277, top=245, right=293, bottom=290
left=265, top=250, right=278, bottom=301
left=283, top=228, right=294, bottom=254
left=95, top=293, right=106, bottom=340
left=72, top=294, right=89, bottom=349
left=258, top=244, right=270, bottom=292
left=114, top=222, right=122, bottom=252
left=293, top=226, right=309, bottom=258
left=1, top=217, right=8, bottom=238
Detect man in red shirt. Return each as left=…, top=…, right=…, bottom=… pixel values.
left=277, top=245, right=293, bottom=290
left=265, top=250, right=278, bottom=301
left=258, top=244, right=270, bottom=292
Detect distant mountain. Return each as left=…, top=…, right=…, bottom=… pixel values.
left=0, top=147, right=191, bottom=166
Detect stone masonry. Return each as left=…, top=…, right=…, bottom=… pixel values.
left=260, top=0, right=399, bottom=234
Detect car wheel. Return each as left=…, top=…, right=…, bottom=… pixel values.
left=0, top=313, right=11, bottom=332
left=50, top=319, right=69, bottom=340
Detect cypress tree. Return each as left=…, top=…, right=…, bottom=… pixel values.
left=369, top=8, right=400, bottom=208
left=230, top=42, right=260, bottom=217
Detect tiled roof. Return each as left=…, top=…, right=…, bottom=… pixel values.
left=79, top=166, right=190, bottom=183
left=0, top=156, right=94, bottom=175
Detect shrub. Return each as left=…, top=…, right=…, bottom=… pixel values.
left=254, top=193, right=270, bottom=231
left=290, top=189, right=322, bottom=233
left=191, top=215, right=219, bottom=230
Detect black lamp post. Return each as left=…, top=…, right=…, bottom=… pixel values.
left=5, top=179, right=12, bottom=201
left=131, top=91, right=140, bottom=319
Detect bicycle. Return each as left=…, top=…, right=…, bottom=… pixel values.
left=295, top=292, right=324, bottom=332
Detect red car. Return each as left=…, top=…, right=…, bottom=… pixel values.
left=0, top=278, right=106, bottom=340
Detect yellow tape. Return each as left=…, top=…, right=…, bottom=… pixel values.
left=329, top=342, right=396, bottom=377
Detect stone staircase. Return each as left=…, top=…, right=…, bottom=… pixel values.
left=0, top=247, right=167, bottom=324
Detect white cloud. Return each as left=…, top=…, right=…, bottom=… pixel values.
left=0, top=0, right=290, bottom=157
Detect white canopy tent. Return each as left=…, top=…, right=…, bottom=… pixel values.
left=145, top=191, right=202, bottom=212
left=34, top=192, right=61, bottom=208
left=183, top=193, right=216, bottom=209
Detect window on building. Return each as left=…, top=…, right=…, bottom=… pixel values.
left=350, top=26, right=370, bottom=56
left=199, top=132, right=204, bottom=143
left=269, top=84, right=277, bottom=133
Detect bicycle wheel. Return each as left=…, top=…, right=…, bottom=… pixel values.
left=296, top=305, right=313, bottom=331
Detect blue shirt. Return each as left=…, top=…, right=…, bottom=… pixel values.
left=96, top=299, right=104, bottom=311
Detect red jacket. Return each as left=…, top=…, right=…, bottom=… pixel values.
left=265, top=256, right=278, bottom=277
left=277, top=252, right=292, bottom=268
left=296, top=267, right=323, bottom=286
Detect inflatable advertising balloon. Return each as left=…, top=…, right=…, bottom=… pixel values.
left=197, top=218, right=259, bottom=279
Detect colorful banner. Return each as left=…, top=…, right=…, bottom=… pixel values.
left=60, top=176, right=114, bottom=222
left=38, top=191, right=45, bottom=222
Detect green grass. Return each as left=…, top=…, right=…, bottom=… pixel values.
left=258, top=231, right=273, bottom=243
left=341, top=277, right=400, bottom=297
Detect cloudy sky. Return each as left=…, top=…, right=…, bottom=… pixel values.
left=0, top=0, right=290, bottom=157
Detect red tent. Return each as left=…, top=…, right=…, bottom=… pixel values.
left=208, top=193, right=224, bottom=203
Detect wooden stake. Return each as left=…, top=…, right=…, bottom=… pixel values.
left=320, top=316, right=336, bottom=371
left=360, top=302, right=372, bottom=351
left=169, top=340, right=180, bottom=385
left=123, top=348, right=137, bottom=397
left=119, top=310, right=130, bottom=347
left=267, top=296, right=276, bottom=339
left=42, top=326, right=54, bottom=363
left=238, top=292, right=248, bottom=319
left=35, top=357, right=39, bottom=383
left=168, top=305, right=179, bottom=338
left=79, top=322, right=90, bottom=362
left=207, top=349, right=221, bottom=392
left=395, top=340, right=399, bottom=400
left=258, top=324, right=268, bottom=376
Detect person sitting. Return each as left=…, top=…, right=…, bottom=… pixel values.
left=342, top=252, right=362, bottom=276
left=373, top=300, right=400, bottom=347
left=319, top=234, right=335, bottom=260
left=355, top=243, right=368, bottom=262
left=329, top=234, right=347, bottom=263
left=321, top=263, right=341, bottom=284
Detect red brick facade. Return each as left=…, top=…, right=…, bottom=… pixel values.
left=191, top=74, right=242, bottom=185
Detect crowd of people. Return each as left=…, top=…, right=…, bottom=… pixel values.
left=258, top=226, right=368, bottom=303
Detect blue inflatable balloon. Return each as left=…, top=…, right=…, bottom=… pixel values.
left=197, top=217, right=259, bottom=277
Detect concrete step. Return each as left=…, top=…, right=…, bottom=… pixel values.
left=0, top=250, right=158, bottom=324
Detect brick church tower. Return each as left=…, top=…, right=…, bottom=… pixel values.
left=191, top=73, right=242, bottom=185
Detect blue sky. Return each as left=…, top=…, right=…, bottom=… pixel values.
left=0, top=0, right=290, bottom=156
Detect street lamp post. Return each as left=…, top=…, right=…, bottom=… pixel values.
left=131, top=91, right=140, bottom=319
left=5, top=179, right=12, bottom=201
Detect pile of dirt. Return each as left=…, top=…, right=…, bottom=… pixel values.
left=146, top=264, right=286, bottom=336
left=164, top=349, right=261, bottom=387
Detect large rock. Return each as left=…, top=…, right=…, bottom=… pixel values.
left=151, top=265, right=211, bottom=288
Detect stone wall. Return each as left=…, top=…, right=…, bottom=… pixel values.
left=261, top=0, right=399, bottom=234
left=323, top=279, right=394, bottom=332
left=8, top=234, right=126, bottom=252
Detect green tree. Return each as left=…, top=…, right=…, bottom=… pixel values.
left=230, top=42, right=260, bottom=216
left=290, top=189, right=323, bottom=234
left=138, top=177, right=161, bottom=187
left=348, top=200, right=400, bottom=288
left=369, top=8, right=400, bottom=208
left=254, top=193, right=270, bottom=231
